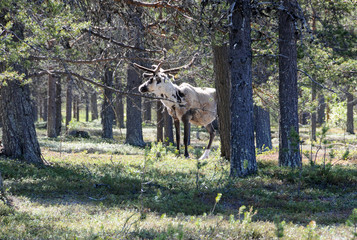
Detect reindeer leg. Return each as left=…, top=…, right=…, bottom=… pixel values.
left=199, top=123, right=216, bottom=160
left=182, top=113, right=192, bottom=158
left=174, top=118, right=180, bottom=155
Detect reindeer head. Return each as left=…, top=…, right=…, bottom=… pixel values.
left=135, top=54, right=198, bottom=96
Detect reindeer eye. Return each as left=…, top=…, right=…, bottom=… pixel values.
left=149, top=78, right=153, bottom=84
left=157, top=79, right=161, bottom=84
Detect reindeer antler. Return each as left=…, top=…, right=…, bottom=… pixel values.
left=163, top=53, right=198, bottom=74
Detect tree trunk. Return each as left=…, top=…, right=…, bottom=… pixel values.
left=212, top=44, right=231, bottom=160
left=102, top=67, right=114, bottom=139
left=114, top=78, right=125, bottom=128
left=164, top=108, right=174, bottom=145
left=317, top=94, right=325, bottom=125
left=43, top=93, right=48, bottom=121
left=76, top=96, right=80, bottom=122
left=47, top=74, right=57, bottom=138
left=55, top=76, right=62, bottom=136
left=254, top=105, right=272, bottom=153
left=126, top=64, right=145, bottom=146
left=311, top=82, right=317, bottom=141
left=143, top=99, right=152, bottom=122
left=91, top=91, right=98, bottom=121
left=66, top=77, right=73, bottom=130
left=157, top=101, right=164, bottom=142
left=278, top=0, right=301, bottom=168
left=85, top=92, right=89, bottom=122
left=73, top=95, right=77, bottom=121
left=346, top=91, right=354, bottom=134
left=228, top=0, right=257, bottom=177
left=0, top=21, right=44, bottom=164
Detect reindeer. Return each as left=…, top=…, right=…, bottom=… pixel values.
left=135, top=57, right=217, bottom=160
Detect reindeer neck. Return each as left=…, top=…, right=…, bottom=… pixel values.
left=159, top=82, right=181, bottom=106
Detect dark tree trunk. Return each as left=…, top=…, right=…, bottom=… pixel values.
left=47, top=74, right=57, bottom=138
left=254, top=105, right=272, bottom=153
left=311, top=82, right=317, bottom=141
left=0, top=21, right=44, bottom=164
left=212, top=44, right=231, bottom=160
left=317, top=94, right=325, bottom=125
left=73, top=95, right=77, bottom=121
left=102, top=67, right=114, bottom=139
left=164, top=108, right=174, bottom=145
left=91, top=91, right=98, bottom=121
left=143, top=99, right=152, bottom=122
left=66, top=77, right=72, bottom=129
left=278, top=0, right=301, bottom=168
left=55, top=76, right=62, bottom=136
left=43, top=93, right=48, bottom=122
left=76, top=97, right=80, bottom=122
left=1, top=77, right=44, bottom=164
left=85, top=92, right=89, bottom=122
left=228, top=0, right=257, bottom=177
left=157, top=101, right=164, bottom=142
left=126, top=64, right=145, bottom=146
left=114, top=78, right=125, bottom=128
left=346, top=91, right=354, bottom=134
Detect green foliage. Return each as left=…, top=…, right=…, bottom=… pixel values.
left=346, top=209, right=357, bottom=238
left=274, top=216, right=286, bottom=239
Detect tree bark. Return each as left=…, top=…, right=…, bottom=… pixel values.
left=346, top=91, right=354, bottom=134
left=102, top=67, right=114, bottom=139
left=212, top=44, right=231, bottom=160
left=114, top=78, right=125, bottom=128
left=254, top=105, right=272, bottom=153
left=311, top=82, right=317, bottom=141
left=278, top=0, right=301, bottom=168
left=55, top=76, right=62, bottom=136
left=126, top=64, right=145, bottom=146
left=0, top=21, right=44, bottom=164
left=66, top=77, right=73, bottom=129
left=164, top=108, right=174, bottom=145
left=228, top=0, right=257, bottom=177
left=317, top=94, right=325, bottom=125
left=85, top=92, right=89, bottom=122
left=143, top=99, right=152, bottom=122
left=73, top=95, right=77, bottom=121
left=157, top=101, right=164, bottom=142
left=47, top=74, right=57, bottom=138
left=91, top=91, right=98, bottom=121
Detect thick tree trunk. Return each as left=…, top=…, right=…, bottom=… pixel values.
left=55, top=76, right=62, bottom=136
left=346, top=91, right=354, bottom=134
left=43, top=94, right=48, bottom=122
left=229, top=0, right=257, bottom=177
left=164, top=108, right=174, bottom=145
left=91, top=91, right=98, bottom=121
left=157, top=101, right=164, bottom=142
left=65, top=77, right=73, bottom=130
left=126, top=64, right=145, bottom=146
left=254, top=105, right=272, bottom=153
left=76, top=97, right=80, bottom=122
left=0, top=57, right=44, bottom=165
left=278, top=0, right=301, bottom=168
left=102, top=67, right=114, bottom=139
left=47, top=74, right=57, bottom=138
left=212, top=44, right=231, bottom=160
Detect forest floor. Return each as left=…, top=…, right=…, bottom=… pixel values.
left=0, top=121, right=356, bottom=239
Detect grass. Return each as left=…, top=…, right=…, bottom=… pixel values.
left=0, top=123, right=356, bottom=239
